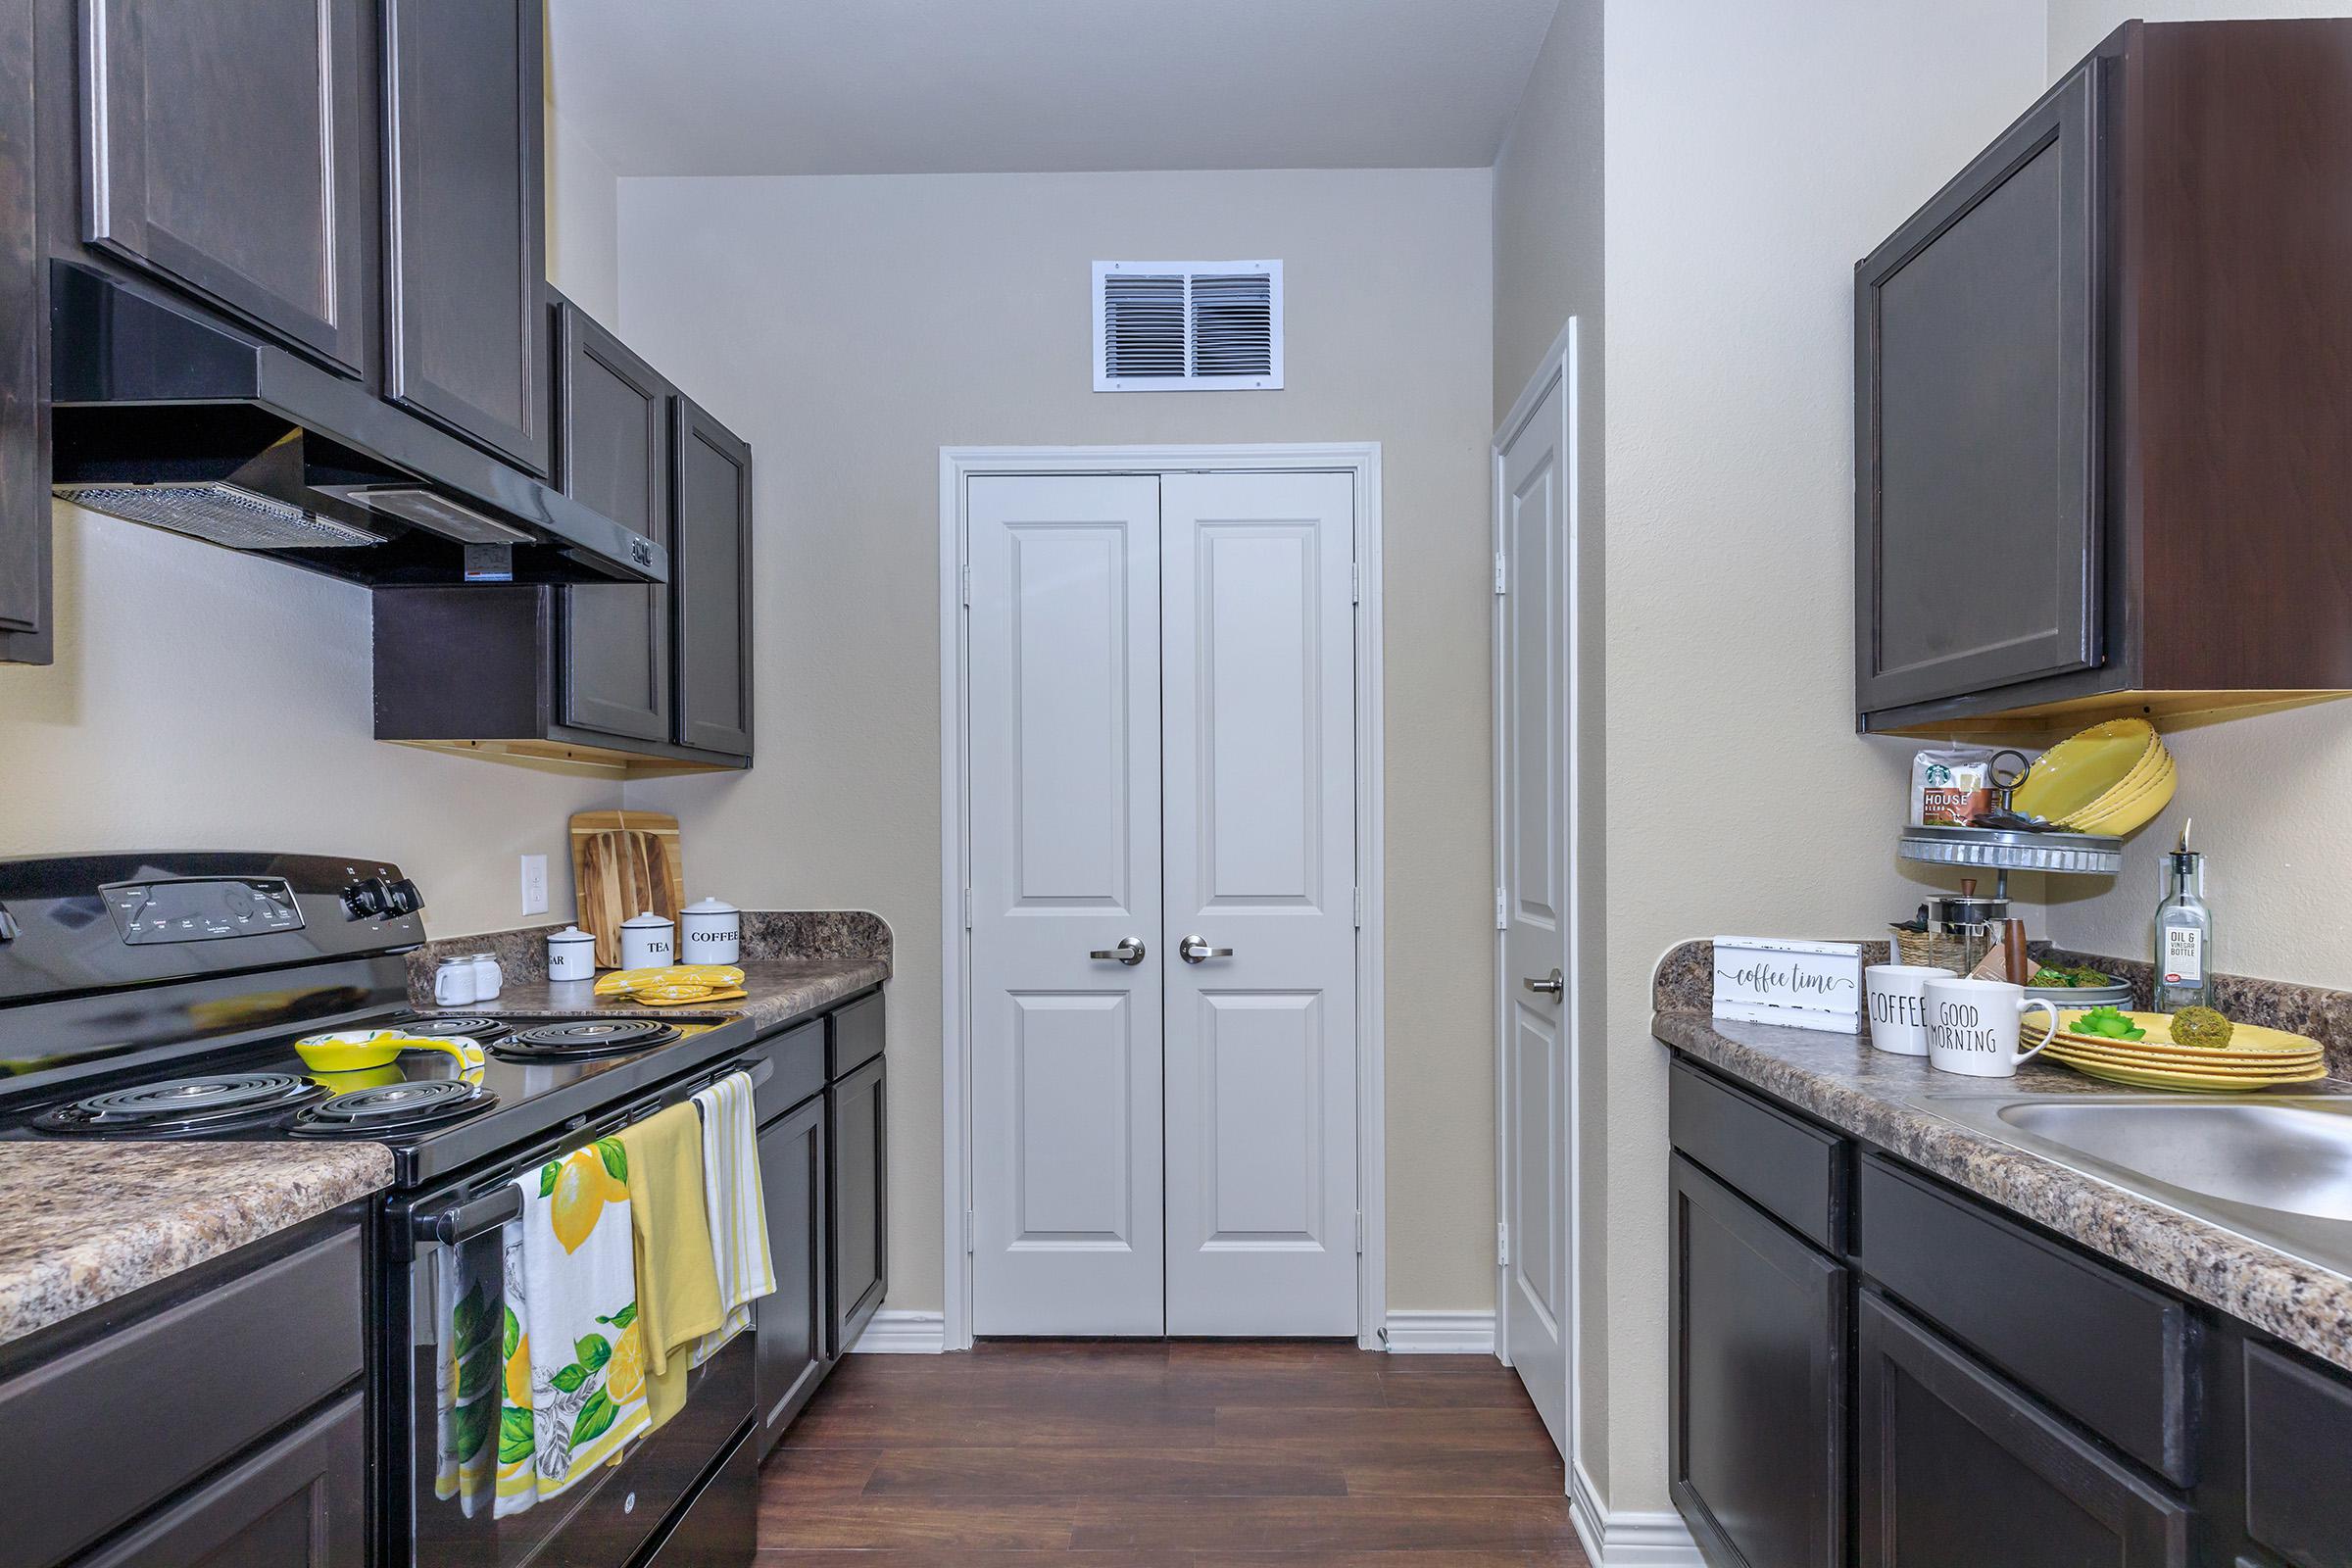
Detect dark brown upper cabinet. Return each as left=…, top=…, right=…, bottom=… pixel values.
left=1856, top=19, right=2352, bottom=737
left=381, top=0, right=550, bottom=476
left=78, top=0, right=372, bottom=376
left=0, top=0, right=45, bottom=665
left=558, top=299, right=673, bottom=744
left=672, top=394, right=755, bottom=758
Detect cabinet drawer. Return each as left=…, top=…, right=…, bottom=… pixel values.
left=754, top=1017, right=826, bottom=1124
left=1669, top=1056, right=1846, bottom=1251
left=1856, top=1154, right=2192, bottom=1484
left=0, top=1226, right=363, bottom=1568
left=1858, top=1290, right=2189, bottom=1568
left=828, top=991, right=884, bottom=1079
left=2244, top=1342, right=2352, bottom=1568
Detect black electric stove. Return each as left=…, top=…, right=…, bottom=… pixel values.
left=0, top=853, right=764, bottom=1568
left=0, top=853, right=753, bottom=1189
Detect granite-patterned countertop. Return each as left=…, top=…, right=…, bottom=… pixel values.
left=0, top=1142, right=392, bottom=1350
left=457, top=955, right=888, bottom=1035
left=1657, top=1004, right=2352, bottom=1374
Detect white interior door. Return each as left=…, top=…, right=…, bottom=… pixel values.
left=1161, top=471, right=1359, bottom=1336
left=967, top=473, right=1166, bottom=1336
left=1497, top=372, right=1572, bottom=1451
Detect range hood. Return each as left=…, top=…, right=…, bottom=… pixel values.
left=47, top=263, right=663, bottom=586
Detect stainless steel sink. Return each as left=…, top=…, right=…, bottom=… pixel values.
left=1919, top=1092, right=2352, bottom=1279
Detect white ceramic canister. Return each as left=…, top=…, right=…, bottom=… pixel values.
left=469, top=952, right=502, bottom=1002
left=433, top=956, right=478, bottom=1007
left=618, top=909, right=675, bottom=970
left=547, top=925, right=597, bottom=981
left=679, top=897, right=742, bottom=965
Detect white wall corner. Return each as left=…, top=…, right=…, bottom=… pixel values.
left=848, top=1308, right=947, bottom=1354
left=1571, top=1459, right=1703, bottom=1568
left=1381, top=1309, right=1497, bottom=1354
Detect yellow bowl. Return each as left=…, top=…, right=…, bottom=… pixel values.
left=2011, top=719, right=2160, bottom=822
left=294, top=1029, right=405, bottom=1071
left=2064, top=756, right=2179, bottom=836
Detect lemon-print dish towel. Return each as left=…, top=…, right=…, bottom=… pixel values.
left=502, top=1138, right=653, bottom=1506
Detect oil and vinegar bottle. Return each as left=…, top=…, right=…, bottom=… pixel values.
left=2151, top=817, right=2213, bottom=1012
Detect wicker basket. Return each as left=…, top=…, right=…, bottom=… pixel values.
left=1891, top=926, right=1966, bottom=971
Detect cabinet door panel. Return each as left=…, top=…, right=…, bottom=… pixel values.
left=382, top=0, right=549, bottom=473
left=1670, top=1154, right=1845, bottom=1568
left=2244, top=1341, right=2352, bottom=1568
left=671, top=394, right=753, bottom=756
left=81, top=0, right=370, bottom=372
left=829, top=1055, right=886, bottom=1354
left=1856, top=62, right=2100, bottom=714
left=558, top=302, right=671, bottom=741
left=74, top=1392, right=364, bottom=1568
left=0, top=0, right=45, bottom=660
left=1858, top=1290, right=2189, bottom=1568
left=756, top=1093, right=828, bottom=1456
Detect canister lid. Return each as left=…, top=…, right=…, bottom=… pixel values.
left=548, top=925, right=594, bottom=944
left=683, top=897, right=739, bottom=915
left=620, top=909, right=673, bottom=928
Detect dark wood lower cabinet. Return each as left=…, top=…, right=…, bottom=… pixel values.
left=756, top=1092, right=829, bottom=1457
left=1857, top=1290, right=2190, bottom=1568
left=1670, top=1153, right=1846, bottom=1568
left=75, top=1392, right=365, bottom=1568
left=829, top=1054, right=887, bottom=1354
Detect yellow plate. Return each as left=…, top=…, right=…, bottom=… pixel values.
left=2051, top=1054, right=2327, bottom=1092
left=2027, top=1010, right=2325, bottom=1058
left=2063, top=759, right=2179, bottom=836
left=633, top=988, right=749, bottom=1006
left=2040, top=1040, right=2319, bottom=1073
left=2011, top=719, right=2159, bottom=822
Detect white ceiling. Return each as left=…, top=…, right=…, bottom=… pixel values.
left=548, top=0, right=1562, bottom=177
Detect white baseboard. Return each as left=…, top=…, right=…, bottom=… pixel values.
left=1571, top=1460, right=1702, bottom=1567
left=1380, top=1309, right=1496, bottom=1354
left=848, top=1308, right=946, bottom=1353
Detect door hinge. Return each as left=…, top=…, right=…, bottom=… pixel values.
left=1355, top=1210, right=1365, bottom=1254
left=963, top=1209, right=975, bottom=1255
left=962, top=887, right=973, bottom=929
left=1495, top=886, right=1507, bottom=930
left=1494, top=551, right=1507, bottom=594
left=1350, top=563, right=1362, bottom=604
left=1496, top=1221, right=1510, bottom=1267
left=1352, top=886, right=1362, bottom=928
left=959, top=564, right=971, bottom=606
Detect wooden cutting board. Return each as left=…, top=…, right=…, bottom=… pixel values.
left=569, top=809, right=685, bottom=968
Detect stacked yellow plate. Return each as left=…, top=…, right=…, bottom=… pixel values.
left=2011, top=718, right=2178, bottom=837
left=2022, top=1009, right=2326, bottom=1091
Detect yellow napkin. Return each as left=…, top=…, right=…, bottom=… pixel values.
left=614, top=1103, right=726, bottom=1431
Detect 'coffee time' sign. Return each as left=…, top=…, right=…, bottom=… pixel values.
left=1711, top=937, right=1865, bottom=1034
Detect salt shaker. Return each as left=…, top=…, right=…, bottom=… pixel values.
left=433, top=956, right=477, bottom=1007
left=468, top=952, right=503, bottom=1003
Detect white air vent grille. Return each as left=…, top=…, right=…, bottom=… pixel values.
left=1093, top=261, right=1283, bottom=391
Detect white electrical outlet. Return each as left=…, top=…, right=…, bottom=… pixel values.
left=519, top=854, right=549, bottom=916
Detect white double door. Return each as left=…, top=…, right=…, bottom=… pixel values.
left=967, top=468, right=1359, bottom=1337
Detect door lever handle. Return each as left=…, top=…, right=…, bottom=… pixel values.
left=1524, top=968, right=1564, bottom=999
left=1179, top=935, right=1233, bottom=964
left=1089, top=937, right=1148, bottom=966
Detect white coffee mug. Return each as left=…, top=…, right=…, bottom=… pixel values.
left=1865, top=963, right=1956, bottom=1056
left=1923, top=976, right=2061, bottom=1078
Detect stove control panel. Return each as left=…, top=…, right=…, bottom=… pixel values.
left=101, top=877, right=306, bottom=945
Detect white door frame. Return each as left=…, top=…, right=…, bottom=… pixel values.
left=940, top=442, right=1386, bottom=1351
left=1493, top=324, right=1585, bottom=1453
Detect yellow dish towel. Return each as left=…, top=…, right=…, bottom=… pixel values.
left=514, top=1141, right=653, bottom=1499
left=616, top=1103, right=726, bottom=1432
left=690, top=1071, right=776, bottom=1364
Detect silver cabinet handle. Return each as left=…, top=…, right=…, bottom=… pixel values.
left=1524, top=968, right=1564, bottom=998
left=1089, top=936, right=1148, bottom=966
left=1179, top=935, right=1233, bottom=964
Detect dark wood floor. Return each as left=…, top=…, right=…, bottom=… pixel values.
left=756, top=1340, right=1589, bottom=1565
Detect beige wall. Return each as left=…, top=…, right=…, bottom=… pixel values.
left=1490, top=0, right=1613, bottom=1494
left=0, top=504, right=613, bottom=934
left=1580, top=0, right=2049, bottom=1515
left=2039, top=3, right=2352, bottom=989
left=613, top=167, right=1497, bottom=1315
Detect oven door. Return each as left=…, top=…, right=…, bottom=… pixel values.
left=390, top=1114, right=758, bottom=1566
